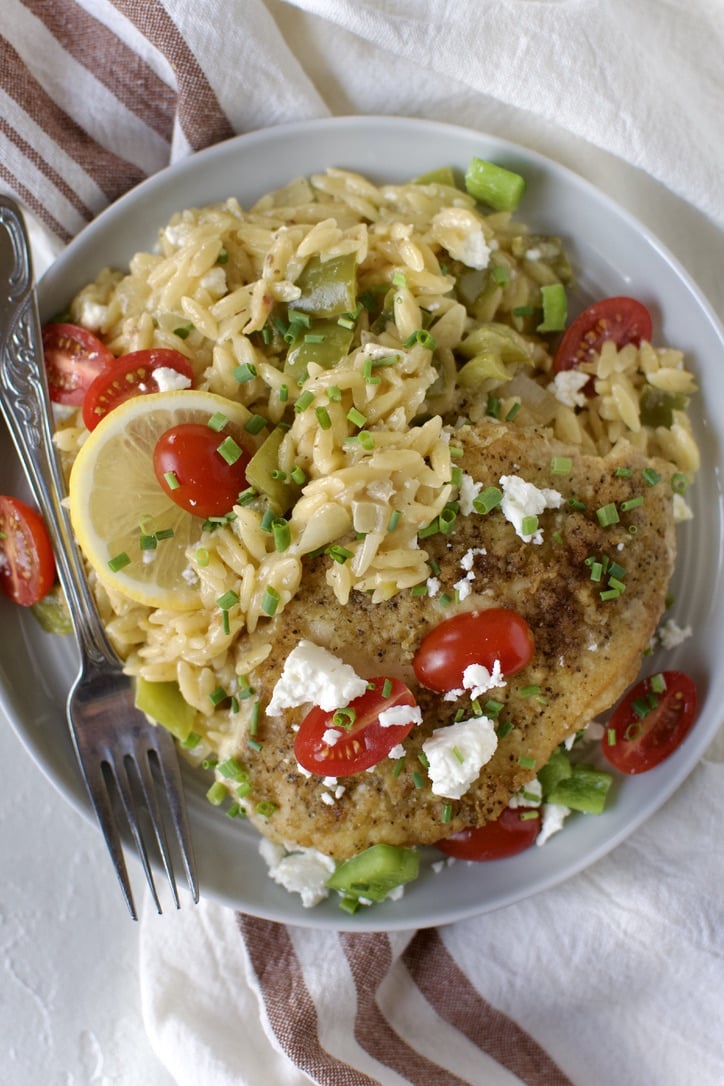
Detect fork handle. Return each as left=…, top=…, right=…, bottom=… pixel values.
left=0, top=197, right=118, bottom=668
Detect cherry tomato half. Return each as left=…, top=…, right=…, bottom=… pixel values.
left=553, top=297, right=653, bottom=373
left=153, top=422, right=251, bottom=518
left=295, top=677, right=418, bottom=776
left=82, top=348, right=194, bottom=430
left=435, top=806, right=540, bottom=861
left=602, top=670, right=698, bottom=774
left=413, top=608, right=535, bottom=694
left=42, top=323, right=115, bottom=405
left=0, top=495, right=56, bottom=606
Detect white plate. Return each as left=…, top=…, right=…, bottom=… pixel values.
left=2, top=116, right=723, bottom=930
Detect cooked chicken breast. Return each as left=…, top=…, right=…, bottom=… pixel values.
left=234, top=419, right=676, bottom=859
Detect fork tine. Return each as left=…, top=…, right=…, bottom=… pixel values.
left=108, top=753, right=164, bottom=916
left=78, top=756, right=139, bottom=920
left=131, top=745, right=181, bottom=911
left=149, top=726, right=200, bottom=905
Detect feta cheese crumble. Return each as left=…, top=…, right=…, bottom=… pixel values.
left=536, top=803, right=571, bottom=846
left=259, top=839, right=336, bottom=908
left=431, top=207, right=491, bottom=270
left=378, top=704, right=423, bottom=728
left=443, top=658, right=505, bottom=702
left=548, top=369, right=590, bottom=408
left=499, top=474, right=563, bottom=543
left=266, top=640, right=367, bottom=716
left=153, top=366, right=193, bottom=393
left=422, top=716, right=498, bottom=799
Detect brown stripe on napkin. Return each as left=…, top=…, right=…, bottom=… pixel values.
left=238, top=915, right=380, bottom=1085
left=340, top=932, right=475, bottom=1086
left=111, top=0, right=235, bottom=151
left=0, top=36, right=146, bottom=203
left=403, top=929, right=575, bottom=1086
left=21, top=0, right=177, bottom=142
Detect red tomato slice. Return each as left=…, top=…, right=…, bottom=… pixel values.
left=82, top=348, right=194, bottom=430
left=413, top=608, right=534, bottom=694
left=153, top=421, right=251, bottom=518
left=0, top=495, right=56, bottom=606
left=602, top=670, right=698, bottom=774
left=553, top=296, right=653, bottom=373
left=436, top=806, right=540, bottom=861
left=42, top=323, right=115, bottom=405
left=295, top=677, right=418, bottom=776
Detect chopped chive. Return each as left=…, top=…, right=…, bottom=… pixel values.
left=671, top=472, right=688, bottom=494
left=337, top=316, right=356, bottom=330
left=643, top=467, right=662, bottom=486
left=512, top=304, right=535, bottom=317
left=620, top=496, right=644, bottom=512
left=255, top=800, right=276, bottom=817
left=244, top=414, right=267, bottom=435
left=551, top=455, right=572, bottom=476
left=327, top=385, right=342, bottom=402
left=155, top=527, right=174, bottom=541
left=163, top=470, right=180, bottom=490
left=486, top=394, right=501, bottom=418
left=315, top=405, right=332, bottom=430
left=218, top=757, right=248, bottom=782
left=216, top=248, right=229, bottom=265
left=615, top=467, right=633, bottom=478
left=519, top=810, right=540, bottom=822
left=568, top=497, right=586, bottom=511
left=505, top=401, right=522, bottom=421
left=287, top=309, right=311, bottom=327
left=521, top=514, right=539, bottom=537
left=441, top=802, right=453, bottom=823
left=650, top=672, right=667, bottom=693
left=217, top=435, right=244, bottom=464
left=392, top=271, right=407, bottom=288
left=139, top=533, right=157, bottom=551
left=247, top=737, right=263, bottom=752
left=206, top=782, right=227, bottom=806
left=333, top=707, right=356, bottom=730
left=226, top=803, right=246, bottom=819
left=491, top=263, right=509, bottom=285
left=216, top=589, right=239, bottom=610
left=209, top=686, right=228, bottom=706
left=304, top=333, right=326, bottom=344
left=411, top=770, right=425, bottom=789
left=607, top=727, right=617, bottom=746
left=451, top=746, right=465, bottom=765
left=279, top=384, right=289, bottom=403
left=326, top=543, right=354, bottom=564
left=272, top=518, right=291, bottom=552
left=392, top=757, right=405, bottom=778
left=519, top=685, right=541, bottom=698
left=589, top=561, right=603, bottom=582
left=347, top=406, right=367, bottom=428
left=596, top=502, right=620, bottom=527
left=295, top=390, right=315, bottom=413
left=600, top=587, right=623, bottom=601
left=473, top=486, right=503, bottom=514
left=261, top=585, right=280, bottom=616
left=207, top=411, right=229, bottom=432
left=290, top=465, right=307, bottom=485
left=173, top=323, right=194, bottom=339
left=410, top=583, right=429, bottom=597
left=221, top=610, right=230, bottom=635
left=108, top=552, right=131, bottom=572
left=382, top=678, right=393, bottom=698
left=237, top=486, right=257, bottom=506
left=181, top=731, right=202, bottom=750
left=485, top=699, right=505, bottom=718
left=518, top=755, right=536, bottom=769
left=387, top=509, right=401, bottom=531
left=404, top=329, right=436, bottom=350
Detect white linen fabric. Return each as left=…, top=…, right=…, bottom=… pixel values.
left=2, top=2, right=723, bottom=1084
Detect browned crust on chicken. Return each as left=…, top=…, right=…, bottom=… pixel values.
left=235, top=419, right=676, bottom=859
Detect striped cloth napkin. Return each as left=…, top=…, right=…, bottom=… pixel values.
left=3, top=3, right=724, bottom=1085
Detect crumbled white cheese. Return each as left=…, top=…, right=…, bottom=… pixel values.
left=431, top=207, right=491, bottom=270
left=200, top=266, right=227, bottom=296
left=548, top=369, right=590, bottom=408
left=77, top=301, right=108, bottom=330
left=536, top=803, right=571, bottom=846
left=258, top=839, right=335, bottom=908
left=657, top=618, right=693, bottom=650
left=322, top=728, right=342, bottom=746
left=673, top=493, right=694, bottom=523
left=459, top=473, right=483, bottom=515
left=426, top=576, right=441, bottom=597
left=453, top=577, right=473, bottom=601
left=499, top=474, right=563, bottom=543
left=508, top=777, right=543, bottom=808
left=443, top=658, right=505, bottom=702
left=181, top=566, right=199, bottom=585
left=153, top=366, right=193, bottom=393
left=266, top=640, right=367, bottom=716
left=388, top=743, right=406, bottom=759
left=460, top=546, right=486, bottom=572
left=377, top=704, right=423, bottom=728
left=422, top=716, right=498, bottom=799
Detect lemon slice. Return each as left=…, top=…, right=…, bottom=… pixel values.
left=68, top=390, right=255, bottom=610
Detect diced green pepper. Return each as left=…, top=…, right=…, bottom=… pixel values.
left=30, top=583, right=73, bottom=635
left=547, top=763, right=613, bottom=815
left=413, top=166, right=457, bottom=187
left=326, top=843, right=419, bottom=903
left=293, top=253, right=357, bottom=318
left=135, top=677, right=197, bottom=742
left=639, top=386, right=689, bottom=428
left=284, top=318, right=354, bottom=384
left=537, top=283, right=568, bottom=333
left=464, top=157, right=526, bottom=212
left=245, top=426, right=301, bottom=514
left=537, top=746, right=572, bottom=798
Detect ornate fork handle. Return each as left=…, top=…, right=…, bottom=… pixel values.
left=0, top=196, right=117, bottom=669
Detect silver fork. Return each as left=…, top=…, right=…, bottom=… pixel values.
left=0, top=195, right=198, bottom=919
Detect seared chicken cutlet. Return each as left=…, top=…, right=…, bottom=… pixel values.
left=211, top=419, right=677, bottom=859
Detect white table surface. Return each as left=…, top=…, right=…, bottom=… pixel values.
left=0, top=712, right=175, bottom=1085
